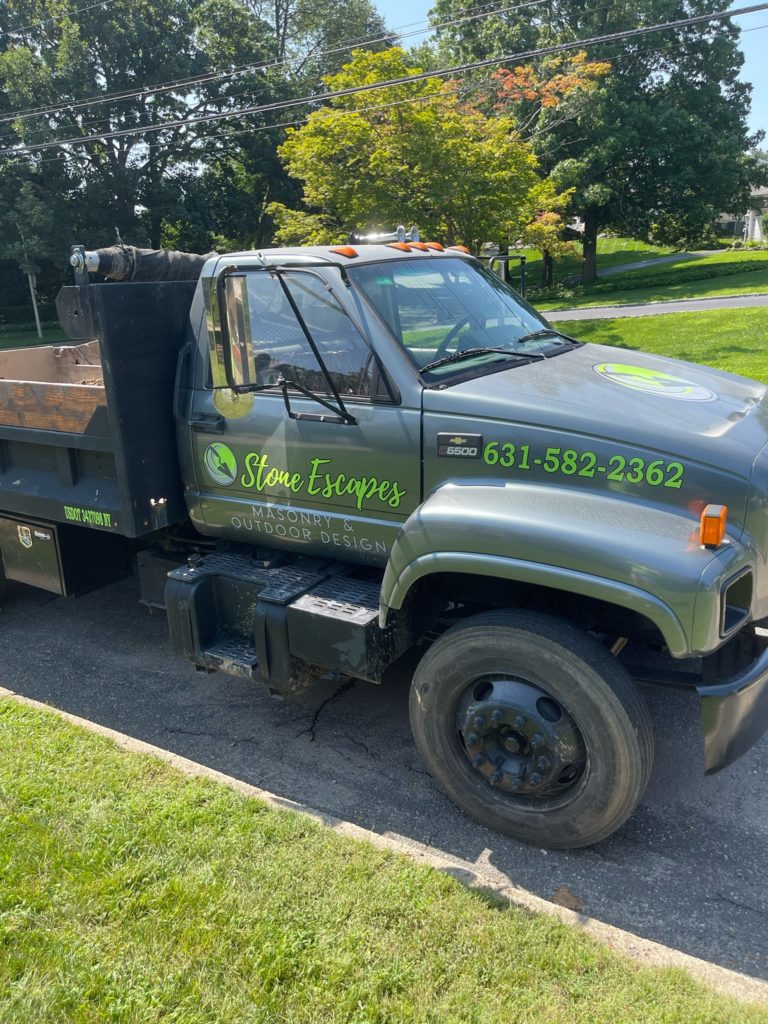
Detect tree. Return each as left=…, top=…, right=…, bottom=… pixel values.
left=0, top=0, right=286, bottom=252
left=0, top=156, right=76, bottom=309
left=522, top=211, right=577, bottom=286
left=269, top=47, right=569, bottom=252
left=237, top=0, right=388, bottom=80
left=428, top=0, right=763, bottom=280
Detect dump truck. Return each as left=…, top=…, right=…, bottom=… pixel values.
left=1, top=236, right=767, bottom=850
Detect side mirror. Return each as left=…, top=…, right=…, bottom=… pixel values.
left=220, top=273, right=257, bottom=389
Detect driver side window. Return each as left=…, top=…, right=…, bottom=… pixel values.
left=225, top=270, right=375, bottom=398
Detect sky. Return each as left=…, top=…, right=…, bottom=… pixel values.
left=374, top=1, right=768, bottom=146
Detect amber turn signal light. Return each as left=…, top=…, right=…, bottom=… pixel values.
left=329, top=246, right=359, bottom=258
left=447, top=244, right=470, bottom=253
left=700, top=504, right=728, bottom=549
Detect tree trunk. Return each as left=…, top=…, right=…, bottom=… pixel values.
left=542, top=250, right=554, bottom=288
left=582, top=208, right=599, bottom=283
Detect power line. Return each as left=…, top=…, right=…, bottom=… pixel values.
left=0, top=0, right=591, bottom=149
left=21, top=18, right=768, bottom=168
left=26, top=88, right=468, bottom=165
left=0, top=0, right=548, bottom=126
left=0, top=0, right=118, bottom=39
left=3, top=1, right=766, bottom=157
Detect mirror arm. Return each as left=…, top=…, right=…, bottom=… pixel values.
left=277, top=375, right=355, bottom=424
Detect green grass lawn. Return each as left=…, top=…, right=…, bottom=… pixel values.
left=0, top=325, right=67, bottom=350
left=537, top=251, right=768, bottom=311
left=519, top=238, right=675, bottom=287
left=1, top=699, right=764, bottom=1024
left=557, top=307, right=768, bottom=383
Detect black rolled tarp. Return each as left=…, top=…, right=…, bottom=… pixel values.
left=90, top=245, right=215, bottom=282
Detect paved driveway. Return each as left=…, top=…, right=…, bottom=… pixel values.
left=2, top=577, right=767, bottom=980
left=545, top=293, right=768, bottom=320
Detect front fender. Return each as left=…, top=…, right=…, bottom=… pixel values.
left=380, top=481, right=750, bottom=657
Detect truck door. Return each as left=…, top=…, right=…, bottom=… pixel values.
left=188, top=266, right=421, bottom=565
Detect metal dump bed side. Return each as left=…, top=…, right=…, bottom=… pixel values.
left=0, top=279, right=197, bottom=539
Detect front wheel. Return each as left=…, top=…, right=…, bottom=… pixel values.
left=409, top=610, right=653, bottom=849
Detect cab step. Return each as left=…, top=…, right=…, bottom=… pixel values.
left=165, top=547, right=417, bottom=691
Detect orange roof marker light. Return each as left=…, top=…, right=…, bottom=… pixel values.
left=425, top=242, right=444, bottom=251
left=329, top=246, right=359, bottom=258
left=700, top=504, right=728, bottom=549
left=387, top=242, right=412, bottom=252
left=447, top=244, right=471, bottom=254
left=408, top=241, right=430, bottom=251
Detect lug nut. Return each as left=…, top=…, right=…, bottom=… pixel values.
left=508, top=777, right=523, bottom=791
left=513, top=715, right=526, bottom=729
left=530, top=733, right=544, bottom=750
left=474, top=715, right=486, bottom=729
left=490, top=770, right=503, bottom=786
left=466, top=732, right=479, bottom=746
left=472, top=753, right=485, bottom=767
left=491, top=710, right=503, bottom=725
left=536, top=755, right=551, bottom=770
left=527, top=771, right=543, bottom=786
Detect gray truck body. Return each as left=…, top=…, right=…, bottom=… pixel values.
left=2, top=241, right=767, bottom=846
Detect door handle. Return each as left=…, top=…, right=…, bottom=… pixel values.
left=190, top=413, right=226, bottom=433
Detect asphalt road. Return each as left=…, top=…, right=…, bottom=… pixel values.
left=2, top=576, right=767, bottom=980
left=546, top=292, right=768, bottom=321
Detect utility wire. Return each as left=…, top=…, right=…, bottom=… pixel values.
left=21, top=18, right=768, bottom=168
left=0, top=0, right=117, bottom=38
left=3, top=1, right=765, bottom=158
left=0, top=0, right=548, bottom=125
left=0, top=0, right=557, bottom=146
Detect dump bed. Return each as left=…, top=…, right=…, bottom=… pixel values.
left=0, top=280, right=196, bottom=539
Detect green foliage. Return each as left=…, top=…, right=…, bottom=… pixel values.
left=535, top=251, right=768, bottom=309
left=429, top=0, right=761, bottom=277
left=267, top=204, right=344, bottom=245
left=532, top=257, right=768, bottom=301
left=0, top=0, right=389, bottom=303
left=276, top=47, right=567, bottom=251
left=2, top=699, right=766, bottom=1024
left=0, top=303, right=56, bottom=324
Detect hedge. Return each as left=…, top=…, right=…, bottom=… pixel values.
left=0, top=303, right=57, bottom=324
left=529, top=258, right=768, bottom=302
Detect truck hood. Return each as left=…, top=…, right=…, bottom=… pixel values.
left=423, top=342, right=768, bottom=473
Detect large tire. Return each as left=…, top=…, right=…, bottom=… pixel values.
left=409, top=609, right=653, bottom=849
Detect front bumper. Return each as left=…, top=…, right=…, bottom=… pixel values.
left=698, top=643, right=768, bottom=774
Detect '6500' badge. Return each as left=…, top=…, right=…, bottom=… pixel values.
left=437, top=433, right=483, bottom=458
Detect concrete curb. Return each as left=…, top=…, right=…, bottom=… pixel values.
left=2, top=685, right=766, bottom=1008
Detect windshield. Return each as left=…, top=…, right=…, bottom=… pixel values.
left=348, top=257, right=573, bottom=383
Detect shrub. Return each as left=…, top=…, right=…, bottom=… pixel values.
left=527, top=258, right=768, bottom=301
left=0, top=303, right=57, bottom=324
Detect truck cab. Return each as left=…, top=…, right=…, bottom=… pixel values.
left=2, top=238, right=768, bottom=850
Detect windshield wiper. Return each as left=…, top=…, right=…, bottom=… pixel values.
left=421, top=347, right=530, bottom=373
left=515, top=327, right=575, bottom=346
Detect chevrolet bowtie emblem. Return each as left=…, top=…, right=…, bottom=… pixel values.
left=449, top=436, right=468, bottom=444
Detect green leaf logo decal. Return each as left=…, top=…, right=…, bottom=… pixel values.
left=204, top=442, right=238, bottom=486
left=593, top=362, right=715, bottom=402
